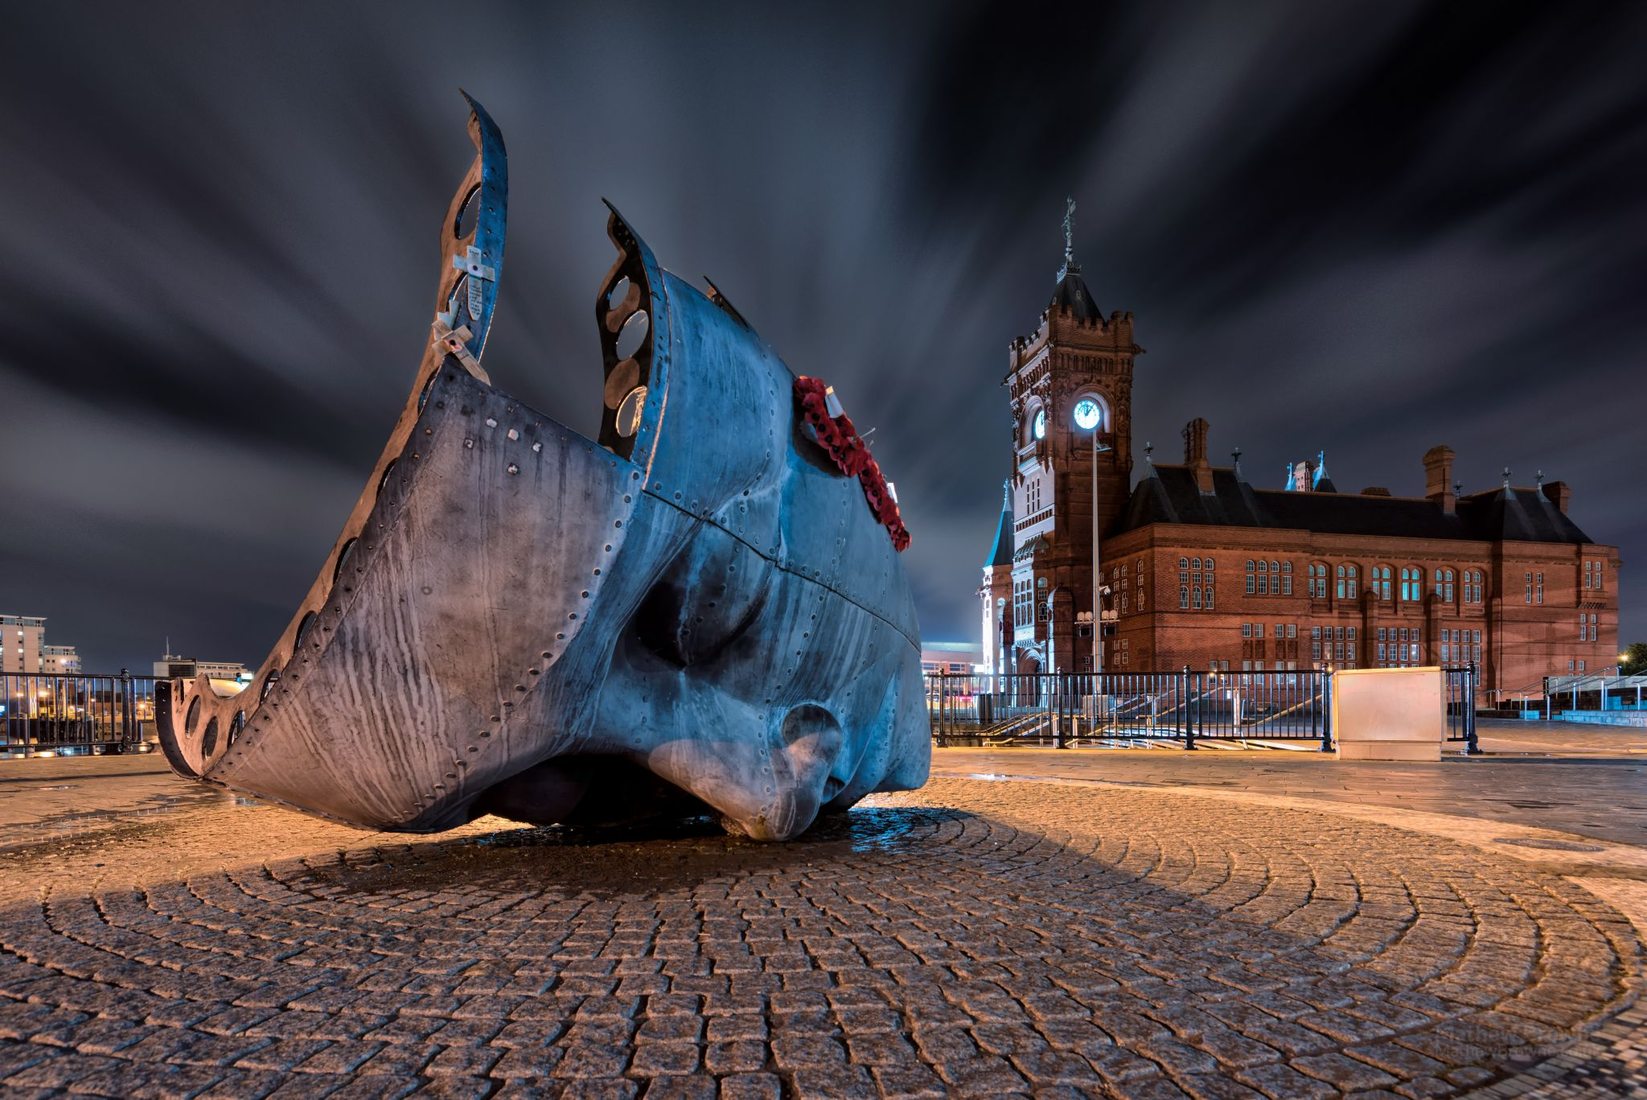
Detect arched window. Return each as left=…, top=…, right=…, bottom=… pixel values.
left=1336, top=564, right=1359, bottom=600
left=1245, top=559, right=1257, bottom=595
left=1462, top=569, right=1483, bottom=604
left=1399, top=567, right=1421, bottom=602
left=1280, top=560, right=1293, bottom=596
left=1308, top=563, right=1327, bottom=599
left=1256, top=559, right=1270, bottom=595
left=1433, top=568, right=1455, bottom=603
left=1371, top=565, right=1392, bottom=601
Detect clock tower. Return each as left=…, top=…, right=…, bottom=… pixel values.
left=1003, top=200, right=1141, bottom=674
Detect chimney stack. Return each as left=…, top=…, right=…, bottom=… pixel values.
left=1183, top=418, right=1213, bottom=494
left=1423, top=445, right=1456, bottom=514
left=1542, top=480, right=1571, bottom=514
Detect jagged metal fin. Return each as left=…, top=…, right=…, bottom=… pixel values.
left=432, top=92, right=509, bottom=377
left=703, top=276, right=751, bottom=330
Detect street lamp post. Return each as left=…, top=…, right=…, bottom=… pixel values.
left=1073, top=399, right=1111, bottom=675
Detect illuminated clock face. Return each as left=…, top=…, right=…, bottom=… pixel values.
left=1032, top=410, right=1047, bottom=440
left=1073, top=398, right=1102, bottom=431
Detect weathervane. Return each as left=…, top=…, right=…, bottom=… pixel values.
left=1230, top=446, right=1242, bottom=476
left=1535, top=469, right=1545, bottom=488
left=1062, top=196, right=1076, bottom=265
left=1502, top=466, right=1512, bottom=489
left=1143, top=440, right=1154, bottom=467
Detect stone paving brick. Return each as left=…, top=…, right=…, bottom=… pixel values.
left=1293, top=1050, right=1401, bottom=1091
left=717, top=1072, right=782, bottom=1100
left=1234, top=1058, right=1340, bottom=1099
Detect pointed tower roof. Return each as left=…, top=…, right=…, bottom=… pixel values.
left=1050, top=196, right=1101, bottom=320
left=1312, top=450, right=1337, bottom=493
left=984, top=480, right=1014, bottom=570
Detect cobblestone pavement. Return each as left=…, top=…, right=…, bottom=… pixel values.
left=933, top=746, right=1647, bottom=848
left=1, top=767, right=1644, bottom=1098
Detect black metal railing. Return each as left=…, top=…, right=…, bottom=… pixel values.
left=929, top=665, right=1480, bottom=754
left=1, top=671, right=158, bottom=756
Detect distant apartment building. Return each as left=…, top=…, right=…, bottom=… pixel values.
left=41, top=645, right=81, bottom=674
left=1, top=615, right=45, bottom=674
left=152, top=655, right=251, bottom=682
left=921, top=641, right=984, bottom=676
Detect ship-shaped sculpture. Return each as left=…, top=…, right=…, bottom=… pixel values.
left=155, top=96, right=929, bottom=841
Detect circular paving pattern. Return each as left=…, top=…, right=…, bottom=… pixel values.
left=0, top=777, right=1641, bottom=1098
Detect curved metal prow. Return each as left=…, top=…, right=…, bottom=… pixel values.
left=159, top=95, right=512, bottom=783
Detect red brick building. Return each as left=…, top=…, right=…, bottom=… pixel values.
left=980, top=238, right=1621, bottom=701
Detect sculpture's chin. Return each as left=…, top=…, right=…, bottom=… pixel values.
left=469, top=757, right=593, bottom=826
left=471, top=756, right=713, bottom=831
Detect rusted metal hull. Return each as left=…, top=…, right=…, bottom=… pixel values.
left=155, top=98, right=929, bottom=840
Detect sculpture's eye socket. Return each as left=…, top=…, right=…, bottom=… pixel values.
left=631, top=532, right=775, bottom=668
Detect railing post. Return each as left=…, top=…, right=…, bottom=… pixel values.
left=24, top=675, right=35, bottom=758
left=1182, top=665, right=1196, bottom=750
left=1320, top=669, right=1334, bottom=752
left=1054, top=672, right=1067, bottom=749
left=1465, top=663, right=1480, bottom=755
left=119, top=668, right=133, bottom=751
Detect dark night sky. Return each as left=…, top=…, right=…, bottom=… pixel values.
left=2, top=1, right=1644, bottom=673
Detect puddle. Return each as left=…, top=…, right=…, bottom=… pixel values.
left=1494, top=836, right=1605, bottom=853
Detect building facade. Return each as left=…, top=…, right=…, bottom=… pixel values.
left=980, top=238, right=1621, bottom=700
left=152, top=655, right=251, bottom=682
left=41, top=645, right=81, bottom=674
left=1, top=615, right=45, bottom=674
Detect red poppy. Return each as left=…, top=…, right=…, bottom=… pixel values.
left=793, top=375, right=910, bottom=551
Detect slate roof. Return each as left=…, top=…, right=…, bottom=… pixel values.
left=1116, top=464, right=1594, bottom=545
left=1051, top=261, right=1101, bottom=321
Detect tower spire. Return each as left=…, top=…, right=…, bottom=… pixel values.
left=1061, top=196, right=1076, bottom=271
left=1050, top=195, right=1100, bottom=319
